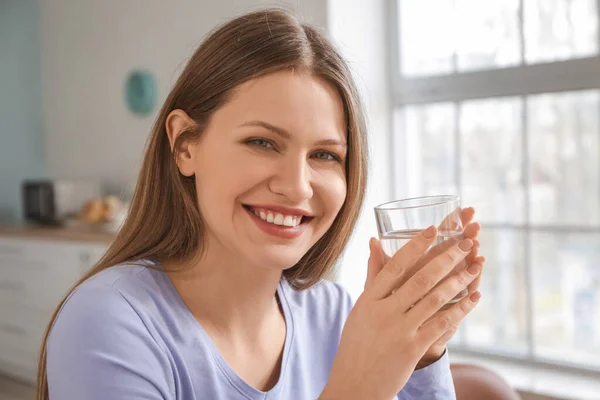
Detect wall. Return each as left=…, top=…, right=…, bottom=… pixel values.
left=328, top=0, right=393, bottom=299
left=0, top=0, right=45, bottom=223
left=38, top=0, right=328, bottom=195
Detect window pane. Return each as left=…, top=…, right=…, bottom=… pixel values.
left=464, top=228, right=528, bottom=355
left=461, top=98, right=525, bottom=224
left=528, top=91, right=600, bottom=227
left=455, top=0, right=521, bottom=71
left=449, top=328, right=464, bottom=346
left=532, top=232, right=600, bottom=369
left=399, top=0, right=454, bottom=77
left=398, top=104, right=457, bottom=197
left=525, top=0, right=598, bottom=64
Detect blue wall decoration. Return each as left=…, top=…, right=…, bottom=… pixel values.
left=124, top=70, right=157, bottom=116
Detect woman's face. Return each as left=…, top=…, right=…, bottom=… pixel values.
left=180, top=71, right=347, bottom=271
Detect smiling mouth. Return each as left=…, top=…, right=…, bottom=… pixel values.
left=242, top=205, right=314, bottom=228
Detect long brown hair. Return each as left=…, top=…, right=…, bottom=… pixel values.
left=37, top=8, right=368, bottom=399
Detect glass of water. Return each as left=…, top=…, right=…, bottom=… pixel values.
left=374, top=195, right=468, bottom=305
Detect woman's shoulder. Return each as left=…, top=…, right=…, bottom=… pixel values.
left=59, top=263, right=155, bottom=307
left=45, top=263, right=176, bottom=397
left=83, top=261, right=158, bottom=289
left=48, top=262, right=176, bottom=345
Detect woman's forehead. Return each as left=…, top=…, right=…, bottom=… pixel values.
left=220, top=71, right=347, bottom=141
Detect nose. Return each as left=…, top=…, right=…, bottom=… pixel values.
left=269, top=156, right=313, bottom=202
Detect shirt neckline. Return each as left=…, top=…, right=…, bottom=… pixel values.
left=157, top=267, right=295, bottom=400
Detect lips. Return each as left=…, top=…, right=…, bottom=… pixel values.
left=246, top=206, right=303, bottom=227
left=242, top=204, right=313, bottom=239
left=243, top=205, right=313, bottom=226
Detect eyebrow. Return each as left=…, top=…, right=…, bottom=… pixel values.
left=239, top=120, right=347, bottom=148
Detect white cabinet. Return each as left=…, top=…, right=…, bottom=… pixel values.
left=0, top=237, right=107, bottom=382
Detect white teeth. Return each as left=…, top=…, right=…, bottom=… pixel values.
left=250, top=207, right=303, bottom=228
left=283, top=216, right=294, bottom=227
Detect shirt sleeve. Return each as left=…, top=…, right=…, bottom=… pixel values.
left=46, top=283, right=174, bottom=400
left=396, top=349, right=456, bottom=400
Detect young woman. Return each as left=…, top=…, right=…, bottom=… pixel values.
left=38, top=8, right=484, bottom=400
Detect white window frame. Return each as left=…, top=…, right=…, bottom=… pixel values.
left=388, top=0, right=600, bottom=377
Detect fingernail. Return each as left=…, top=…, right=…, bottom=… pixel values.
left=459, top=239, right=474, bottom=251
left=470, top=291, right=481, bottom=303
left=467, top=263, right=481, bottom=275
left=423, top=225, right=437, bottom=238
left=369, top=237, right=375, bottom=250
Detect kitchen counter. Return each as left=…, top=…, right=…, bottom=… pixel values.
left=0, top=225, right=111, bottom=382
left=0, top=224, right=115, bottom=244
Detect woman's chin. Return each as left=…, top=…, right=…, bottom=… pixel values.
left=250, top=252, right=305, bottom=272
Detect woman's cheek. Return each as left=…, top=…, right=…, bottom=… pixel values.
left=318, top=169, right=347, bottom=212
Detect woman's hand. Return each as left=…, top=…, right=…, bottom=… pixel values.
left=321, top=225, right=482, bottom=400
left=417, top=208, right=485, bottom=367
left=423, top=207, right=485, bottom=367
left=367, top=207, right=485, bottom=369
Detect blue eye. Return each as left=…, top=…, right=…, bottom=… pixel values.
left=313, top=151, right=341, bottom=162
left=248, top=138, right=274, bottom=149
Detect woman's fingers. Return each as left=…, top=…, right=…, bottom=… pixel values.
left=460, top=207, right=475, bottom=226
left=463, top=222, right=480, bottom=239
left=467, top=255, right=485, bottom=294
left=466, top=239, right=480, bottom=263
left=367, top=226, right=438, bottom=300
left=438, top=206, right=477, bottom=236
left=365, top=238, right=385, bottom=290
left=429, top=324, right=458, bottom=350
left=391, top=239, right=474, bottom=311
left=417, top=291, right=481, bottom=346
left=407, top=262, right=481, bottom=325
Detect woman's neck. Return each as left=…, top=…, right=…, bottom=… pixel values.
left=166, top=243, right=285, bottom=342
left=165, top=242, right=288, bottom=392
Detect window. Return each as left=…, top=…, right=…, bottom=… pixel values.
left=391, top=0, right=600, bottom=373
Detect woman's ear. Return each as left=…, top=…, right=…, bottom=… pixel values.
left=166, top=109, right=197, bottom=177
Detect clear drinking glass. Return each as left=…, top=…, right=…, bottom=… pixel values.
left=374, top=195, right=468, bottom=305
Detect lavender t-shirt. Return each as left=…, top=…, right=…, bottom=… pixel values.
left=47, top=264, right=455, bottom=399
